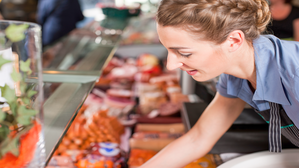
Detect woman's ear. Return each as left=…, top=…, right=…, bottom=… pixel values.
left=226, top=30, right=244, bottom=52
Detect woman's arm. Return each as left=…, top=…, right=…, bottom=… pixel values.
left=140, top=93, right=246, bottom=168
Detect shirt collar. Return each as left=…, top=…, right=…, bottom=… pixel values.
left=252, top=35, right=291, bottom=106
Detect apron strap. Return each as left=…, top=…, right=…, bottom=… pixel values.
left=269, top=102, right=282, bottom=152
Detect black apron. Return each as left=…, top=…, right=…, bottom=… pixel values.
left=255, top=102, right=299, bottom=152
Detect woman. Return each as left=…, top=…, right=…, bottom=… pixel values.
left=267, top=0, right=299, bottom=41
left=140, top=0, right=299, bottom=167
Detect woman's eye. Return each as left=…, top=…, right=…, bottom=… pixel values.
left=177, top=51, right=191, bottom=57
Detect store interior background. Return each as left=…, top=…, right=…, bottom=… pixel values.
left=0, top=0, right=299, bottom=167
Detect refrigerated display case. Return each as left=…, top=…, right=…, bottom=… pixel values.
left=41, top=16, right=129, bottom=165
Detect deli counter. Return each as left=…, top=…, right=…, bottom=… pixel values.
left=42, top=13, right=299, bottom=168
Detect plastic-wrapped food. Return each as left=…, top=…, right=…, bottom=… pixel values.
left=89, top=142, right=121, bottom=162
left=105, top=89, right=135, bottom=109
left=127, top=149, right=157, bottom=168
left=135, top=123, right=185, bottom=133
left=132, top=131, right=183, bottom=139
left=158, top=102, right=181, bottom=117
left=109, top=65, right=138, bottom=81
left=46, top=156, right=75, bottom=168
left=129, top=138, right=175, bottom=151
left=104, top=94, right=136, bottom=109
left=139, top=91, right=168, bottom=114
left=136, top=83, right=162, bottom=95
left=169, top=92, right=190, bottom=104
left=76, top=142, right=125, bottom=168
left=184, top=154, right=217, bottom=168
left=107, top=89, right=134, bottom=98
left=55, top=109, right=125, bottom=158
left=76, top=156, right=122, bottom=168
left=137, top=53, right=160, bottom=67
left=149, top=74, right=179, bottom=84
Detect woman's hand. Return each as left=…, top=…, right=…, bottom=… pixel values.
left=140, top=93, right=246, bottom=168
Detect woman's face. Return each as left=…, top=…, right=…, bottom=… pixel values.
left=157, top=24, right=231, bottom=82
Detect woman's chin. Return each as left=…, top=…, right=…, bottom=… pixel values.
left=191, top=75, right=214, bottom=82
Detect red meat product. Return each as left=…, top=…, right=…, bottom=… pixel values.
left=127, top=149, right=157, bottom=168
left=132, top=132, right=183, bottom=139
left=158, top=102, right=181, bottom=116
left=109, top=65, right=138, bottom=80
left=106, top=89, right=134, bottom=98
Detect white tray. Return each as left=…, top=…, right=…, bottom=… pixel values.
left=217, top=149, right=299, bottom=168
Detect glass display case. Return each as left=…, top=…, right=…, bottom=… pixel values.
left=41, top=16, right=129, bottom=165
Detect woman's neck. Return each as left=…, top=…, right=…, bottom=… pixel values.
left=226, top=41, right=257, bottom=89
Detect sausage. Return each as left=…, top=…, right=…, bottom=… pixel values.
left=135, top=123, right=185, bottom=133
left=129, top=138, right=175, bottom=151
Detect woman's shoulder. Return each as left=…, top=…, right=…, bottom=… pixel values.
left=254, top=35, right=299, bottom=78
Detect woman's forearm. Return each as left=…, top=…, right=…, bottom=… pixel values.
left=140, top=93, right=246, bottom=168
left=139, top=130, right=211, bottom=168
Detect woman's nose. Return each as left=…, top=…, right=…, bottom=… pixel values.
left=166, top=53, right=183, bottom=71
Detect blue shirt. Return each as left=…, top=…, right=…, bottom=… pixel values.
left=216, top=35, right=299, bottom=128
left=37, top=0, right=84, bottom=46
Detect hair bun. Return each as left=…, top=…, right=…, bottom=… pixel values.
left=157, top=0, right=272, bottom=43
left=254, top=0, right=271, bottom=33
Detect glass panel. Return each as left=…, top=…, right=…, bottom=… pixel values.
left=43, top=17, right=129, bottom=71
left=42, top=17, right=130, bottom=165
left=43, top=82, right=95, bottom=162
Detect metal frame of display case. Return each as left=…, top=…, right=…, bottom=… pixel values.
left=41, top=17, right=129, bottom=165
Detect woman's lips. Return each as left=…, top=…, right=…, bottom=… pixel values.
left=186, top=70, right=198, bottom=76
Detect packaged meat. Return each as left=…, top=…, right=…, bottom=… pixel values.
left=89, top=142, right=121, bottom=162
left=139, top=65, right=162, bottom=76
left=137, top=53, right=159, bottom=67
left=158, top=102, right=181, bottom=116
left=139, top=91, right=167, bottom=114
left=104, top=95, right=135, bottom=109
left=107, top=89, right=134, bottom=98
left=132, top=132, right=183, bottom=139
left=95, top=76, right=112, bottom=87
left=55, top=109, right=125, bottom=158
left=110, top=80, right=134, bottom=90
left=136, top=83, right=162, bottom=95
left=134, top=72, right=152, bottom=83
left=165, top=85, right=182, bottom=95
left=129, top=138, right=175, bottom=151
left=184, top=154, right=217, bottom=168
left=169, top=92, right=190, bottom=104
left=127, top=149, right=157, bottom=168
left=135, top=123, right=185, bottom=133
left=76, top=142, right=125, bottom=168
left=149, top=74, right=179, bottom=84
left=76, top=155, right=122, bottom=168
left=109, top=65, right=138, bottom=80
left=47, top=156, right=75, bottom=168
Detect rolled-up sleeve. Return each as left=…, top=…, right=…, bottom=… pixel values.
left=216, top=74, right=238, bottom=98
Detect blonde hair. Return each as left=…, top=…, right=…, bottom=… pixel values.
left=157, top=0, right=271, bottom=44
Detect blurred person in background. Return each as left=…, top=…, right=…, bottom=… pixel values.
left=37, top=0, right=84, bottom=47
left=267, top=0, right=299, bottom=41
